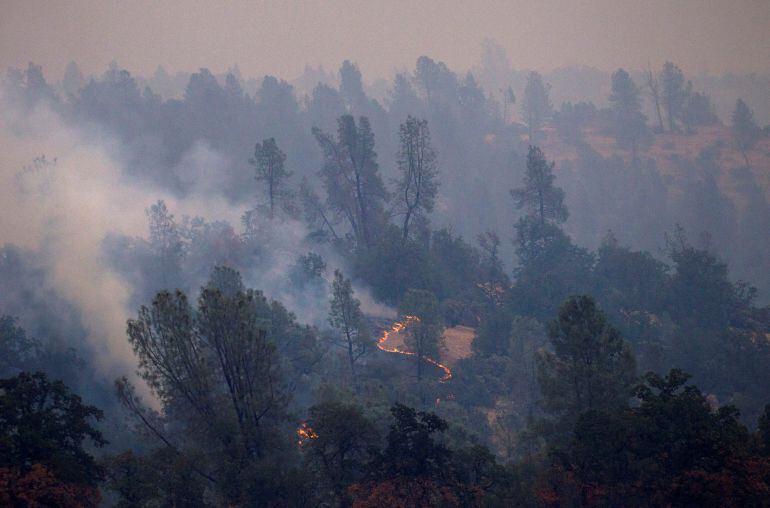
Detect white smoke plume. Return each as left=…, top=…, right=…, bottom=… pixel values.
left=0, top=93, right=239, bottom=401
left=0, top=88, right=395, bottom=406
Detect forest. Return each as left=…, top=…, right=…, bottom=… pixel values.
left=2, top=30, right=770, bottom=507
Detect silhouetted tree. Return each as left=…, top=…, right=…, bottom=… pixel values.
left=289, top=252, right=327, bottom=288
left=511, top=146, right=568, bottom=226
left=313, top=115, right=388, bottom=249
left=395, top=116, right=439, bottom=242
left=501, top=85, right=515, bottom=123
left=103, top=449, right=206, bottom=508
left=660, top=62, right=689, bottom=132
left=732, top=98, right=761, bottom=168
left=0, top=372, right=105, bottom=507
left=608, top=68, right=651, bottom=161
left=307, top=82, right=345, bottom=133
left=376, top=404, right=450, bottom=477
left=328, top=270, right=372, bottom=391
left=537, top=296, right=636, bottom=436
left=388, top=73, right=424, bottom=123
left=0, top=316, right=84, bottom=389
left=299, top=177, right=341, bottom=242
left=645, top=66, right=665, bottom=132
left=682, top=91, right=719, bottom=131
left=120, top=267, right=298, bottom=504
left=543, top=369, right=770, bottom=506
left=250, top=137, right=292, bottom=217
left=339, top=60, right=367, bottom=112
left=304, top=401, right=377, bottom=504
left=520, top=72, right=552, bottom=143
left=399, top=289, right=443, bottom=384
left=665, top=226, right=753, bottom=329
left=414, top=56, right=457, bottom=106
left=350, top=404, right=459, bottom=506
left=146, top=200, right=184, bottom=290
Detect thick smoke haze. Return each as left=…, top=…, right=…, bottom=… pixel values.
left=2, top=0, right=769, bottom=81
left=0, top=97, right=146, bottom=379
left=0, top=87, right=391, bottom=398
left=2, top=4, right=770, bottom=507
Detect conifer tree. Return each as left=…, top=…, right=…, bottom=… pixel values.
left=250, top=137, right=292, bottom=217
left=328, top=270, right=372, bottom=391
left=520, top=72, right=552, bottom=143
left=395, top=116, right=439, bottom=242
left=537, top=296, right=636, bottom=433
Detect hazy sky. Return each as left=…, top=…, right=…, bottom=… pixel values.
left=2, top=0, right=769, bottom=81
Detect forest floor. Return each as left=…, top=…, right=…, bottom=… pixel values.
left=379, top=322, right=475, bottom=366
left=374, top=318, right=476, bottom=381
left=441, top=326, right=476, bottom=366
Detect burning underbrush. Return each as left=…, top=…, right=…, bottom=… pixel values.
left=369, top=316, right=476, bottom=384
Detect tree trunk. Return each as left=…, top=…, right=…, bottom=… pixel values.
left=416, top=350, right=423, bottom=383
left=353, top=168, right=369, bottom=248
left=417, top=351, right=426, bottom=406
left=402, top=207, right=413, bottom=243
left=647, top=69, right=665, bottom=132
left=538, top=187, right=546, bottom=225
left=666, top=99, right=676, bottom=133
left=346, top=331, right=359, bottom=394
left=655, top=103, right=664, bottom=132
left=269, top=179, right=275, bottom=218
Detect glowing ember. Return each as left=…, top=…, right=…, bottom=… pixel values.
left=376, top=316, right=453, bottom=383
left=297, top=422, right=318, bottom=446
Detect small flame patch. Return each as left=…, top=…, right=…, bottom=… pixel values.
left=297, top=422, right=318, bottom=446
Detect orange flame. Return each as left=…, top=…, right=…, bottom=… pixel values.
left=377, top=316, right=453, bottom=383
left=297, top=422, right=318, bottom=446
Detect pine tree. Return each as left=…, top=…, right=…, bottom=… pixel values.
left=520, top=72, right=552, bottom=143
left=328, top=270, right=371, bottom=392
left=250, top=137, right=292, bottom=217
left=536, top=296, right=636, bottom=432
left=660, top=62, right=689, bottom=132
left=313, top=115, right=388, bottom=248
left=395, top=116, right=439, bottom=243
left=146, top=200, right=184, bottom=290
left=608, top=69, right=651, bottom=161
left=511, top=146, right=568, bottom=226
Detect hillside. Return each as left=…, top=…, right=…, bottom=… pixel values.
left=538, top=124, right=770, bottom=205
